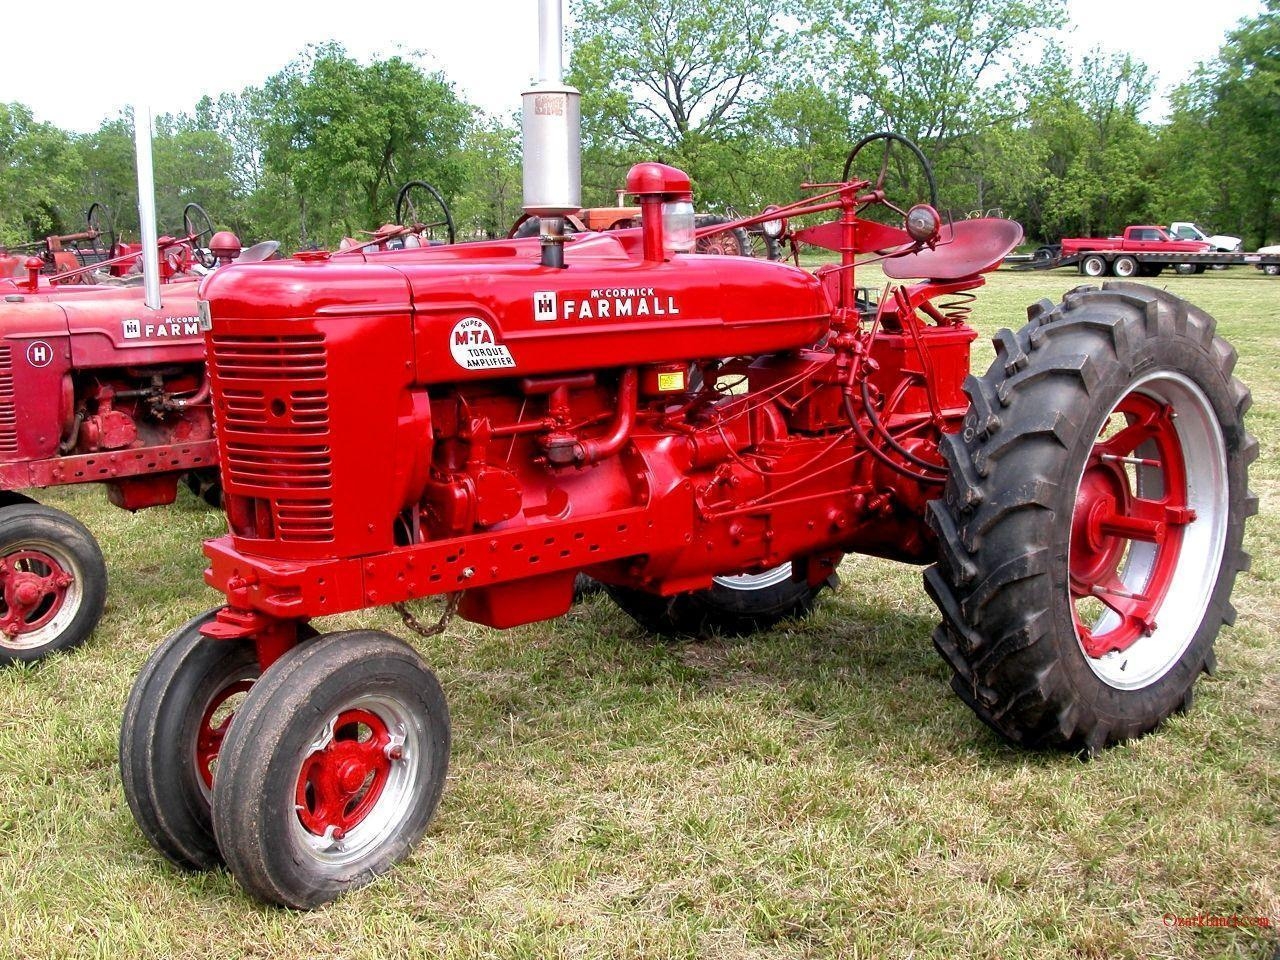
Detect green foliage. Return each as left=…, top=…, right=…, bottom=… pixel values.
left=0, top=2, right=1274, bottom=251
left=0, top=103, right=81, bottom=244
left=259, top=43, right=472, bottom=246
left=1156, top=1, right=1280, bottom=247
left=568, top=0, right=790, bottom=204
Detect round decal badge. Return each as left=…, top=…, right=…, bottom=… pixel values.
left=449, top=316, right=515, bottom=370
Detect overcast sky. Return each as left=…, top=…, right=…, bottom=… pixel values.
left=0, top=0, right=1263, bottom=132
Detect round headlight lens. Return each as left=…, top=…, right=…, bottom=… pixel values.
left=761, top=205, right=786, bottom=239
left=905, top=204, right=942, bottom=243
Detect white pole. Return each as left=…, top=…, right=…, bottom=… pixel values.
left=133, top=106, right=162, bottom=310
left=537, top=0, right=564, bottom=83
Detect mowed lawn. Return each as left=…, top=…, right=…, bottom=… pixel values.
left=0, top=266, right=1275, bottom=960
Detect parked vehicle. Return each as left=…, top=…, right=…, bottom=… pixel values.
left=118, top=82, right=1256, bottom=913
left=1169, top=221, right=1242, bottom=252
left=1030, top=225, right=1279, bottom=276
left=1256, top=244, right=1280, bottom=275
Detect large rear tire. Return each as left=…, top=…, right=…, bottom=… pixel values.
left=925, top=283, right=1256, bottom=754
left=605, top=562, right=834, bottom=637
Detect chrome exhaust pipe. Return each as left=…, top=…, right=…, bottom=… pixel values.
left=133, top=105, right=162, bottom=310
left=522, top=0, right=580, bottom=267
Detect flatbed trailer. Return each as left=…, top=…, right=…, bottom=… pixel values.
left=1021, top=247, right=1280, bottom=277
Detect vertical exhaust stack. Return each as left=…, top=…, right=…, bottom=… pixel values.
left=133, top=105, right=162, bottom=310
left=522, top=0, right=581, bottom=268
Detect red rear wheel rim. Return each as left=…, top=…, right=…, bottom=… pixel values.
left=1069, top=391, right=1190, bottom=658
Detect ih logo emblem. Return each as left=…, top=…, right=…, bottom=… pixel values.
left=533, top=291, right=557, bottom=321
left=122, top=318, right=141, bottom=339
left=26, top=340, right=53, bottom=367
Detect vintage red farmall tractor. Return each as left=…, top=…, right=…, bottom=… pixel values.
left=0, top=174, right=454, bottom=664
left=118, top=4, right=1254, bottom=910
left=0, top=207, right=244, bottom=664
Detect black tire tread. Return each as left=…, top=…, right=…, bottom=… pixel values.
left=212, top=630, right=450, bottom=909
left=925, top=282, right=1254, bottom=753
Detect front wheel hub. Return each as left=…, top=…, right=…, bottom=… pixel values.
left=0, top=549, right=73, bottom=640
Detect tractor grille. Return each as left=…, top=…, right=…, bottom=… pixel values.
left=210, top=333, right=334, bottom=542
left=0, top=346, right=17, bottom=455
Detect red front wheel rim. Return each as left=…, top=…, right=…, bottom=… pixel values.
left=289, top=694, right=427, bottom=866
left=0, top=546, right=80, bottom=649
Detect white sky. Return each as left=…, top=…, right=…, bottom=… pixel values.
left=0, top=0, right=1264, bottom=132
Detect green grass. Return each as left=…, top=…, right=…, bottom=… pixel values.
left=1, top=266, right=1277, bottom=959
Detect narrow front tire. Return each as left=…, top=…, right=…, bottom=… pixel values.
left=212, top=631, right=450, bottom=909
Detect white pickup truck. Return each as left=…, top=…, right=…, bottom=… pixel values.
left=1168, top=222, right=1242, bottom=252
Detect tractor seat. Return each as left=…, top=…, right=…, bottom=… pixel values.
left=882, top=218, right=1024, bottom=281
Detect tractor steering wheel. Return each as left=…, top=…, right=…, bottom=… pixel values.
left=842, top=132, right=939, bottom=214
left=394, top=180, right=456, bottom=246
left=86, top=202, right=116, bottom=258
left=182, top=203, right=217, bottom=268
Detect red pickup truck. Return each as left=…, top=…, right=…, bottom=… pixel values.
left=1057, top=226, right=1211, bottom=277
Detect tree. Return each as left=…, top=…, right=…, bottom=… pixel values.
left=261, top=44, right=471, bottom=245
left=568, top=0, right=790, bottom=203
left=1038, top=50, right=1158, bottom=237
left=0, top=103, right=81, bottom=244
left=797, top=0, right=1066, bottom=214
left=454, top=118, right=522, bottom=239
left=1156, top=1, right=1280, bottom=246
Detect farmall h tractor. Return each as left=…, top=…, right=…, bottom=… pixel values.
left=0, top=165, right=452, bottom=665
left=119, top=4, right=1254, bottom=910
left=0, top=203, right=241, bottom=665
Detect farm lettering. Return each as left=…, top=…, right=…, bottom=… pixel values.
left=530, top=288, right=681, bottom=321
left=121, top=317, right=202, bottom=340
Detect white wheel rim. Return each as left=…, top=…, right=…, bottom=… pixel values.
left=712, top=562, right=794, bottom=591
left=1069, top=371, right=1228, bottom=690
left=0, top=535, right=85, bottom=651
left=289, top=692, right=430, bottom=868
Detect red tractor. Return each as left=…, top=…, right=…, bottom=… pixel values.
left=0, top=203, right=116, bottom=283
left=0, top=211, right=247, bottom=664
left=0, top=179, right=456, bottom=665
left=117, top=111, right=1255, bottom=911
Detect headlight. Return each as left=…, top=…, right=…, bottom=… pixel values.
left=662, top=201, right=696, bottom=253
left=761, top=205, right=786, bottom=239
left=905, top=204, right=942, bottom=243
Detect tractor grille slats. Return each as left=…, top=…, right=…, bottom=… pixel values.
left=210, top=332, right=334, bottom=543
left=211, top=334, right=327, bottom=380
left=221, top=388, right=331, bottom=434
left=0, top=346, right=17, bottom=455
left=224, top=443, right=333, bottom=488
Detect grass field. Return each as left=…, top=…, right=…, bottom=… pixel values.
left=0, top=266, right=1276, bottom=959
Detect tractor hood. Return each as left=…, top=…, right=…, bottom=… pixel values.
left=200, top=233, right=832, bottom=387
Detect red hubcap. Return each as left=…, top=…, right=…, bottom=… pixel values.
left=295, top=709, right=393, bottom=839
left=195, top=679, right=254, bottom=790
left=0, top=549, right=74, bottom=639
left=1069, top=393, right=1195, bottom=658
